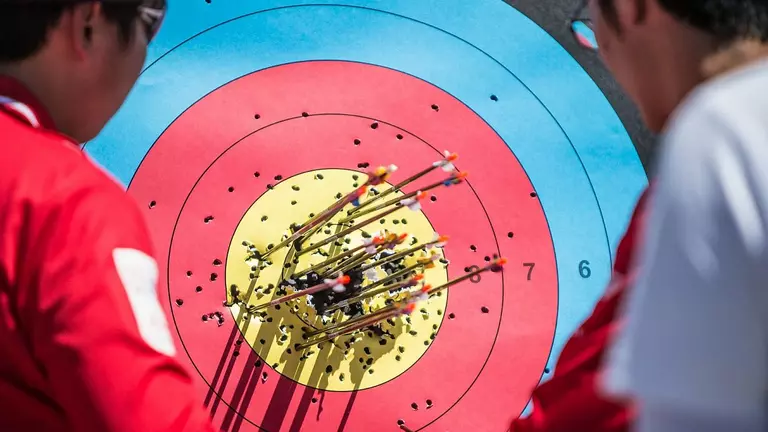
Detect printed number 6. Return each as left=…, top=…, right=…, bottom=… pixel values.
left=579, top=260, right=591, bottom=278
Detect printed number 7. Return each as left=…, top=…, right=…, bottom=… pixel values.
left=523, top=263, right=535, bottom=281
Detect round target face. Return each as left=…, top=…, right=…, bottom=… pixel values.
left=86, top=1, right=647, bottom=431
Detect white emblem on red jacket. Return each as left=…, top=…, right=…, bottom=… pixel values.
left=113, top=248, right=177, bottom=357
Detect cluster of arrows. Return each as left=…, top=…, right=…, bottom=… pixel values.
left=229, top=151, right=506, bottom=351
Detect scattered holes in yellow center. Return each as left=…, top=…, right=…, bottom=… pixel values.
left=225, top=169, right=448, bottom=391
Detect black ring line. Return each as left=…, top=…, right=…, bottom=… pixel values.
left=221, top=166, right=449, bottom=389
left=115, top=4, right=610, bottom=421
left=138, top=57, right=572, bottom=423
left=88, top=3, right=614, bottom=271
left=164, top=112, right=509, bottom=429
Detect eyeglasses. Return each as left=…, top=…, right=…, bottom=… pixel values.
left=138, top=0, right=166, bottom=43
left=569, top=0, right=598, bottom=51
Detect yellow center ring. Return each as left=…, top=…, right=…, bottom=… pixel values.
left=226, top=169, right=448, bottom=391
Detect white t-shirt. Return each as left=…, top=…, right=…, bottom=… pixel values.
left=603, top=58, right=768, bottom=432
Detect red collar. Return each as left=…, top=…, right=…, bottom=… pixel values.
left=0, top=75, right=57, bottom=130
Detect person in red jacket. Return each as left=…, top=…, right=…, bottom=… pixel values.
left=509, top=3, right=652, bottom=430
left=513, top=0, right=768, bottom=430
left=0, top=1, right=216, bottom=431
left=510, top=189, right=648, bottom=432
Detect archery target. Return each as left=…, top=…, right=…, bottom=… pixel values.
left=85, top=1, right=647, bottom=431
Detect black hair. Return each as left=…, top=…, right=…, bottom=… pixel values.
left=0, top=1, right=143, bottom=62
left=599, top=0, right=768, bottom=45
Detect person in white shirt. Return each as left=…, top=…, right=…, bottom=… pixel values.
left=579, top=0, right=768, bottom=431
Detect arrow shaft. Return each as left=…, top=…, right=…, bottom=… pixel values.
left=248, top=279, right=336, bottom=313
left=298, top=306, right=402, bottom=349
left=340, top=177, right=449, bottom=223
left=291, top=242, right=366, bottom=279
left=358, top=241, right=435, bottom=273
left=349, top=164, right=438, bottom=215
left=297, top=205, right=406, bottom=257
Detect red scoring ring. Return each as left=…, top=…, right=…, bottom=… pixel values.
left=128, top=61, right=557, bottom=431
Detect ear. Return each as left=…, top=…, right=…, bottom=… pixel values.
left=615, top=0, right=648, bottom=27
left=66, top=2, right=102, bottom=60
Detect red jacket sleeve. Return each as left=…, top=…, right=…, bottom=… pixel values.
left=509, top=282, right=635, bottom=432
left=15, top=182, right=216, bottom=432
